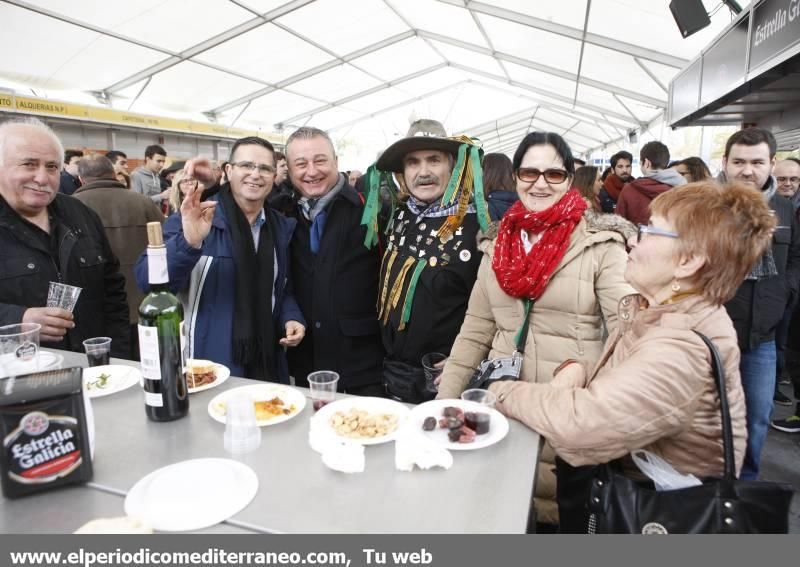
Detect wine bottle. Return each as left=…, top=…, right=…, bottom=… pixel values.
left=138, top=222, right=189, bottom=421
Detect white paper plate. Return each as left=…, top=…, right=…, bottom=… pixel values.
left=207, top=383, right=306, bottom=427
left=406, top=399, right=509, bottom=451
left=0, top=351, right=63, bottom=378
left=38, top=351, right=63, bottom=369
left=188, top=363, right=230, bottom=394
left=124, top=458, right=258, bottom=532
left=312, top=397, right=411, bottom=446
left=83, top=365, right=141, bottom=398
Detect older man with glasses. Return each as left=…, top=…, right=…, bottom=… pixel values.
left=134, top=136, right=305, bottom=382
left=775, top=158, right=800, bottom=208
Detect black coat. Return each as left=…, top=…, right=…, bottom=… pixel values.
left=0, top=194, right=130, bottom=358
left=725, top=194, right=800, bottom=351
left=598, top=187, right=616, bottom=213
left=286, top=182, right=385, bottom=389
left=380, top=208, right=482, bottom=366
left=58, top=171, right=80, bottom=196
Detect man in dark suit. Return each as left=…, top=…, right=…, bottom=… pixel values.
left=284, top=127, right=385, bottom=396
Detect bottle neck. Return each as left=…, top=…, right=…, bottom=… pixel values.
left=147, top=246, right=169, bottom=287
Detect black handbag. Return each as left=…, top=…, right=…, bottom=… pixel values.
left=556, top=331, right=794, bottom=534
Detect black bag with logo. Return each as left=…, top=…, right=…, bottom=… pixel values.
left=556, top=331, right=794, bottom=534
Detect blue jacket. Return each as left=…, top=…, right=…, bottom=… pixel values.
left=134, top=196, right=304, bottom=381
left=486, top=190, right=519, bottom=221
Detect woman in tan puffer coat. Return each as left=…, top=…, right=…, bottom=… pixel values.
left=484, top=181, right=774, bottom=530
left=437, top=132, right=635, bottom=524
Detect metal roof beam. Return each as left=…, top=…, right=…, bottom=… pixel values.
left=449, top=63, right=644, bottom=126
left=455, top=86, right=636, bottom=134
left=275, top=63, right=449, bottom=127
left=436, top=0, right=688, bottom=68
left=613, top=93, right=642, bottom=124
left=493, top=130, right=593, bottom=153
left=460, top=106, right=539, bottom=137
left=584, top=111, right=665, bottom=156
left=382, top=0, right=451, bottom=66
left=210, top=30, right=416, bottom=114
left=5, top=0, right=177, bottom=57
left=572, top=0, right=592, bottom=108
left=493, top=134, right=589, bottom=155
left=419, top=31, right=665, bottom=108
left=270, top=22, right=388, bottom=85
left=103, top=0, right=315, bottom=94
left=327, top=80, right=472, bottom=132
left=482, top=117, right=593, bottom=143
left=634, top=57, right=669, bottom=94
left=479, top=115, right=606, bottom=145
left=481, top=118, right=602, bottom=149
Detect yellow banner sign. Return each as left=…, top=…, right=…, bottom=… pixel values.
left=0, top=94, right=283, bottom=143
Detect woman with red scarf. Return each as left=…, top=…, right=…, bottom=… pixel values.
left=437, top=132, right=634, bottom=526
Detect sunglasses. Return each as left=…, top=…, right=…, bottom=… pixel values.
left=516, top=168, right=569, bottom=184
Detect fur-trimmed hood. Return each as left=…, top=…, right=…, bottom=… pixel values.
left=476, top=208, right=635, bottom=254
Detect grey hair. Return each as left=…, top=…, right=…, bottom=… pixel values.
left=0, top=117, right=64, bottom=167
left=77, top=154, right=115, bottom=180
left=285, top=126, right=337, bottom=157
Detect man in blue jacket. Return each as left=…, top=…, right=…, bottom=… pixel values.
left=135, top=137, right=305, bottom=382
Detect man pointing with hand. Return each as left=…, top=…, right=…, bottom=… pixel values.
left=135, top=136, right=305, bottom=382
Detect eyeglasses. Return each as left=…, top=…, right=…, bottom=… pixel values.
left=777, top=176, right=800, bottom=184
left=637, top=224, right=679, bottom=243
left=178, top=178, right=198, bottom=186
left=516, top=168, right=569, bottom=184
left=231, top=161, right=276, bottom=175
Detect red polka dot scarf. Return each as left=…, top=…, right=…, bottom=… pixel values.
left=492, top=189, right=587, bottom=300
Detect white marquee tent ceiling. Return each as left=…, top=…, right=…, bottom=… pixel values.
left=1, top=0, right=745, bottom=164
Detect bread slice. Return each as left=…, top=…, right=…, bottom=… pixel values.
left=186, top=359, right=215, bottom=375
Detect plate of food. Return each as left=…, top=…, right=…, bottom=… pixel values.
left=82, top=365, right=141, bottom=398
left=207, top=383, right=305, bottom=426
left=185, top=359, right=230, bottom=394
left=407, top=399, right=509, bottom=451
left=312, top=397, right=410, bottom=445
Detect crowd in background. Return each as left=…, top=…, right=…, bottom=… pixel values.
left=2, top=115, right=799, bottom=531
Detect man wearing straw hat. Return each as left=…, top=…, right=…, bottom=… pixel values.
left=361, top=119, right=490, bottom=403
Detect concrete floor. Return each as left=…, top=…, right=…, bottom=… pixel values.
left=759, top=383, right=800, bottom=533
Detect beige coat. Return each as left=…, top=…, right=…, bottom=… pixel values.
left=492, top=294, right=747, bottom=478
left=437, top=214, right=635, bottom=522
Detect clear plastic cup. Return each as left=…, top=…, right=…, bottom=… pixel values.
left=308, top=370, right=339, bottom=412
left=421, top=352, right=447, bottom=393
left=461, top=388, right=497, bottom=408
left=83, top=337, right=112, bottom=367
left=47, top=282, right=82, bottom=312
left=224, top=395, right=261, bottom=454
left=0, top=323, right=41, bottom=378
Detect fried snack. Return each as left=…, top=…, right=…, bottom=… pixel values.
left=216, top=396, right=297, bottom=421
left=329, top=408, right=399, bottom=439
left=253, top=397, right=297, bottom=420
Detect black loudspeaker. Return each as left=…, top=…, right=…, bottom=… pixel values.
left=669, top=0, right=711, bottom=38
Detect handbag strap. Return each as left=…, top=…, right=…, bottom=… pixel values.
left=514, top=299, right=533, bottom=353
left=692, top=331, right=736, bottom=481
